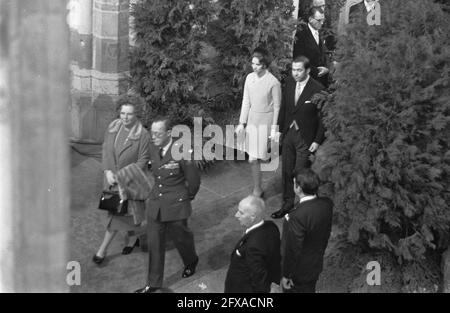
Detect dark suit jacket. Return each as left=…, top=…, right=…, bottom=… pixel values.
left=147, top=140, right=201, bottom=222
left=349, top=1, right=369, bottom=26
left=282, top=197, right=333, bottom=283
left=277, top=76, right=325, bottom=146
left=224, top=221, right=281, bottom=293
left=292, top=25, right=328, bottom=87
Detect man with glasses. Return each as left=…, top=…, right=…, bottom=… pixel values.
left=348, top=0, right=380, bottom=25
left=293, top=7, right=330, bottom=88
left=135, top=116, right=201, bottom=293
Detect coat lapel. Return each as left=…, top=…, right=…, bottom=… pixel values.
left=293, top=78, right=315, bottom=113
left=306, top=26, right=319, bottom=48
left=117, top=138, right=134, bottom=159
left=233, top=221, right=267, bottom=253
left=159, top=141, right=174, bottom=167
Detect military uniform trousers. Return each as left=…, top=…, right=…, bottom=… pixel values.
left=147, top=212, right=197, bottom=287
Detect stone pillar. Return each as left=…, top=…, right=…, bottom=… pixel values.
left=68, top=0, right=94, bottom=141
left=0, top=0, right=70, bottom=292
left=69, top=0, right=130, bottom=143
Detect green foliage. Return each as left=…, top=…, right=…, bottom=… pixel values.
left=130, top=0, right=295, bottom=126
left=204, top=0, right=296, bottom=112
left=315, top=0, right=450, bottom=264
left=130, top=0, right=214, bottom=126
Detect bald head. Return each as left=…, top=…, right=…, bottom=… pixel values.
left=235, top=195, right=265, bottom=227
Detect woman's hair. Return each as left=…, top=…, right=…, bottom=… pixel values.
left=252, top=47, right=271, bottom=68
left=116, top=94, right=145, bottom=119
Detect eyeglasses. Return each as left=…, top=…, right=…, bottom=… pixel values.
left=312, top=17, right=325, bottom=23
left=151, top=131, right=167, bottom=138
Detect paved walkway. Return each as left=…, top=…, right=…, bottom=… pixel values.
left=70, top=148, right=347, bottom=293
left=70, top=148, right=284, bottom=293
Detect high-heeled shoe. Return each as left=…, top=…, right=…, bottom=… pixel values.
left=92, top=254, right=105, bottom=265
left=122, top=238, right=140, bottom=255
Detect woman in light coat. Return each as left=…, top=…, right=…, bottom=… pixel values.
left=235, top=48, right=282, bottom=198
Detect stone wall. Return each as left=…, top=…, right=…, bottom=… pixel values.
left=0, top=0, right=70, bottom=292
left=68, top=0, right=130, bottom=143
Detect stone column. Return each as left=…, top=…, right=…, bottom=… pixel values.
left=0, top=0, right=70, bottom=292
left=68, top=0, right=94, bottom=141
left=69, top=0, right=130, bottom=144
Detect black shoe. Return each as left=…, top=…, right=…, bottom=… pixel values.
left=182, top=257, right=199, bottom=278
left=92, top=254, right=105, bottom=265
left=134, top=285, right=160, bottom=293
left=122, top=238, right=140, bottom=255
left=254, top=191, right=265, bottom=199
left=271, top=209, right=287, bottom=219
left=271, top=202, right=294, bottom=219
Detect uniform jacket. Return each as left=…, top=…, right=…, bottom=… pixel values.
left=224, top=221, right=281, bottom=293
left=282, top=197, right=333, bottom=283
left=146, top=140, right=201, bottom=222
left=277, top=76, right=325, bottom=146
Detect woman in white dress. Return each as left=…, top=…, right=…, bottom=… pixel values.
left=235, top=49, right=282, bottom=198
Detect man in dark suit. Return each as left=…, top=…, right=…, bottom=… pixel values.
left=135, top=116, right=201, bottom=293
left=271, top=56, right=324, bottom=219
left=225, top=195, right=281, bottom=293
left=281, top=168, right=333, bottom=293
left=293, top=7, right=329, bottom=87
left=348, top=0, right=379, bottom=26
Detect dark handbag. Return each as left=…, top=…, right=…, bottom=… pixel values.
left=98, top=189, right=128, bottom=216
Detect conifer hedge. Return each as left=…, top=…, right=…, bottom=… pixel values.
left=130, top=0, right=295, bottom=126
left=316, top=0, right=450, bottom=276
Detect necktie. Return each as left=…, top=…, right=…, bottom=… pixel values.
left=295, top=82, right=302, bottom=105
left=314, top=31, right=319, bottom=45
left=159, top=147, right=164, bottom=159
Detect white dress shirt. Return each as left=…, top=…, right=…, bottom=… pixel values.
left=295, top=75, right=310, bottom=104
left=245, top=220, right=264, bottom=234
left=308, top=23, right=320, bottom=46
left=290, top=75, right=310, bottom=130
left=160, top=138, right=172, bottom=157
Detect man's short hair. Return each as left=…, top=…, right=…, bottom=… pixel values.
left=252, top=47, right=271, bottom=68
left=312, top=0, right=326, bottom=13
left=152, top=115, right=172, bottom=131
left=308, top=6, right=324, bottom=19
left=294, top=168, right=320, bottom=195
left=292, top=55, right=311, bottom=70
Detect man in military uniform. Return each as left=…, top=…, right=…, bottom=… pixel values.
left=135, top=116, right=201, bottom=293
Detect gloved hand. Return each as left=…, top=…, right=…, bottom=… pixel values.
left=105, top=170, right=117, bottom=186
